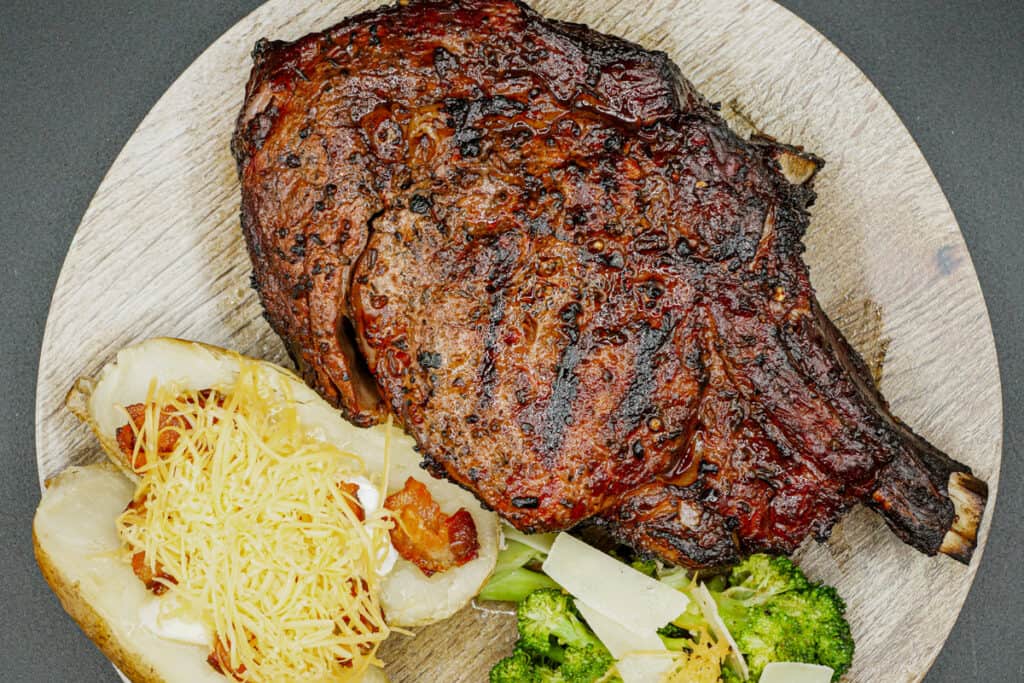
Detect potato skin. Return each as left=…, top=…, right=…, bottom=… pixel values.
left=34, top=467, right=165, bottom=683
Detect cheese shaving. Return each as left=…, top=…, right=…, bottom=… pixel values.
left=116, top=362, right=392, bottom=682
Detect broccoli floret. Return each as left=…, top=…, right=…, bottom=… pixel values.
left=723, top=566, right=854, bottom=682
left=489, top=645, right=577, bottom=683
left=534, top=669, right=564, bottom=683
left=490, top=648, right=538, bottom=683
left=728, top=554, right=809, bottom=602
left=652, top=555, right=853, bottom=681
left=734, top=609, right=816, bottom=678
left=560, top=644, right=615, bottom=681
left=630, top=558, right=658, bottom=577
left=759, top=586, right=854, bottom=679
left=713, top=554, right=810, bottom=633
left=489, top=589, right=615, bottom=683
left=516, top=589, right=605, bottom=658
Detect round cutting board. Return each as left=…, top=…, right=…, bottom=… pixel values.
left=36, top=1, right=1002, bottom=681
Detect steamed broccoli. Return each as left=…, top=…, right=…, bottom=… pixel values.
left=490, top=649, right=614, bottom=683
left=490, top=648, right=538, bottom=683
left=489, top=589, right=616, bottom=683
left=730, top=554, right=810, bottom=594
left=516, top=589, right=606, bottom=659
left=743, top=585, right=854, bottom=678
left=629, top=557, right=658, bottom=578
left=714, top=553, right=810, bottom=626
left=704, top=555, right=854, bottom=682
left=489, top=542, right=854, bottom=682
left=560, top=644, right=615, bottom=681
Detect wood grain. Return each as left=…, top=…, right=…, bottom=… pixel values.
left=34, top=1, right=1001, bottom=681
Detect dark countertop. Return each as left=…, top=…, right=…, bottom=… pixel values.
left=1, top=1, right=1020, bottom=681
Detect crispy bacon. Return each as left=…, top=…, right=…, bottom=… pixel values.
left=124, top=498, right=176, bottom=594
left=340, top=577, right=379, bottom=658
left=207, top=637, right=247, bottom=681
left=337, top=481, right=365, bottom=522
left=115, top=403, right=186, bottom=470
left=115, top=390, right=221, bottom=471
left=130, top=550, right=177, bottom=595
left=384, top=477, right=479, bottom=576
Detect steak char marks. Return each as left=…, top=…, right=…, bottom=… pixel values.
left=232, top=0, right=987, bottom=568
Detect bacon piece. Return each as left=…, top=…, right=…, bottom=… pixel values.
left=116, top=403, right=187, bottom=470
left=130, top=550, right=177, bottom=595
left=124, top=494, right=177, bottom=595
left=115, top=390, right=222, bottom=471
left=207, top=637, right=247, bottom=681
left=384, top=477, right=479, bottom=576
left=337, top=481, right=366, bottom=522
left=446, top=509, right=479, bottom=563
left=339, top=577, right=380, bottom=658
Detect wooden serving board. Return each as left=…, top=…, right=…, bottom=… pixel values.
left=35, top=1, right=1002, bottom=681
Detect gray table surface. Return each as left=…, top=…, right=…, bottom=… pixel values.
left=1, top=1, right=1021, bottom=681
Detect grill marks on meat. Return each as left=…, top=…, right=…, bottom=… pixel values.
left=233, top=0, right=987, bottom=567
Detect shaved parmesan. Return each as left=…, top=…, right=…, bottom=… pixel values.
left=574, top=599, right=665, bottom=659
left=574, top=600, right=673, bottom=683
left=758, top=662, right=834, bottom=683
left=617, top=653, right=678, bottom=683
left=692, top=583, right=749, bottom=680
left=541, top=533, right=688, bottom=633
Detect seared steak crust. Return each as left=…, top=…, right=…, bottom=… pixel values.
left=233, top=0, right=986, bottom=567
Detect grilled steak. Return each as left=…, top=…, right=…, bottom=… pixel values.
left=232, top=0, right=987, bottom=568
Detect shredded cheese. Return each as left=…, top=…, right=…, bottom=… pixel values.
left=115, top=362, right=392, bottom=682
left=660, top=627, right=732, bottom=683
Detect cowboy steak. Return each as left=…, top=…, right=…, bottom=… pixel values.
left=231, top=0, right=987, bottom=568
